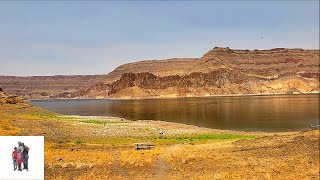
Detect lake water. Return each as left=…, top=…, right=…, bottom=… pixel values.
left=30, top=94, right=319, bottom=132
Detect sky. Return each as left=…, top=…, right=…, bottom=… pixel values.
left=0, top=1, right=319, bottom=76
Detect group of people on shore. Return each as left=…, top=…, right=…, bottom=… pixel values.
left=12, top=141, right=30, bottom=171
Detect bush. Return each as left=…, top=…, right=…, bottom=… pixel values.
left=75, top=139, right=85, bottom=145
left=5, top=96, right=23, bottom=104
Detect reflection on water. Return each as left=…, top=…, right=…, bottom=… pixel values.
left=30, top=94, right=319, bottom=132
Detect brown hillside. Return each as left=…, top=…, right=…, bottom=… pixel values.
left=0, top=75, right=107, bottom=99
left=106, top=58, right=198, bottom=82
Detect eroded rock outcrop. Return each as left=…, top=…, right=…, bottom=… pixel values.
left=107, top=69, right=257, bottom=96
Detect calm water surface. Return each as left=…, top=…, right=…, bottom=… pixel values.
left=30, top=94, right=319, bottom=132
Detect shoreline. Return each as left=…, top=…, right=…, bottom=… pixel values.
left=29, top=91, right=319, bottom=101
left=60, top=114, right=314, bottom=135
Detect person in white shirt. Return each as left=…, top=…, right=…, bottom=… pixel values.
left=17, top=141, right=24, bottom=154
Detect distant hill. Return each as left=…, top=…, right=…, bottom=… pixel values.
left=0, top=75, right=107, bottom=99
left=0, top=47, right=319, bottom=99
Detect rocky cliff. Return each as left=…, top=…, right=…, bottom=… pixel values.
left=67, top=47, right=319, bottom=99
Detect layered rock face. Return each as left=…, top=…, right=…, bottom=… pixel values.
left=107, top=69, right=256, bottom=95
left=106, top=58, right=198, bottom=82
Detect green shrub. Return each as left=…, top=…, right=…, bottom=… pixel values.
left=75, top=139, right=85, bottom=145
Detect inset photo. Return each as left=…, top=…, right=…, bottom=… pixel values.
left=0, top=136, right=44, bottom=180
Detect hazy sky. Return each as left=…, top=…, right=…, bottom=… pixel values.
left=0, top=1, right=319, bottom=76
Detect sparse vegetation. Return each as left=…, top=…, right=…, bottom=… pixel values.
left=80, top=119, right=125, bottom=125
left=175, top=133, right=258, bottom=140
left=75, top=139, right=85, bottom=145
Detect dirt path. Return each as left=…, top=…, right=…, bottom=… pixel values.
left=111, top=151, right=130, bottom=178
